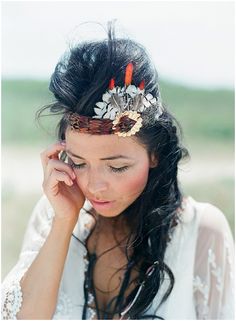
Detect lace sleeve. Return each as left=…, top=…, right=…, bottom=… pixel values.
left=193, top=203, right=234, bottom=319
left=1, top=195, right=54, bottom=319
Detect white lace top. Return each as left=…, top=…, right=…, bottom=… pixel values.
left=1, top=195, right=234, bottom=319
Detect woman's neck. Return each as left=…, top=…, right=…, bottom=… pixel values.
left=90, top=208, right=129, bottom=235
left=101, top=220, right=130, bottom=245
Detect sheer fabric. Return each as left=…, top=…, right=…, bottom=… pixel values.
left=1, top=195, right=234, bottom=319
left=193, top=204, right=234, bottom=319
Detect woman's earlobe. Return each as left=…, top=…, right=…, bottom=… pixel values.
left=150, top=162, right=158, bottom=168
left=149, top=155, right=158, bottom=168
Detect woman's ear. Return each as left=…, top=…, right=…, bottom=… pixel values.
left=149, top=154, right=158, bottom=168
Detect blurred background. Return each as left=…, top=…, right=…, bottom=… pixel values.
left=2, top=1, right=234, bottom=279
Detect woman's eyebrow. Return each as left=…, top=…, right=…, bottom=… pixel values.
left=66, top=150, right=134, bottom=161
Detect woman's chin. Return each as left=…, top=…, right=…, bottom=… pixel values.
left=91, top=203, right=126, bottom=218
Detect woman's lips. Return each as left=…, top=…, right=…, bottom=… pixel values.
left=91, top=199, right=110, bottom=203
left=90, top=199, right=115, bottom=209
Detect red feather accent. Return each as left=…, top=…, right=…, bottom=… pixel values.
left=125, top=63, right=133, bottom=86
left=109, top=78, right=115, bottom=90
left=139, top=80, right=145, bottom=90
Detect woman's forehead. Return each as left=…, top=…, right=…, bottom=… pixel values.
left=65, top=129, right=146, bottom=158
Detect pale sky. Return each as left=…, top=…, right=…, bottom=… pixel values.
left=2, top=0, right=235, bottom=89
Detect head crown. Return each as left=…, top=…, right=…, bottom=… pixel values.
left=68, top=63, right=163, bottom=137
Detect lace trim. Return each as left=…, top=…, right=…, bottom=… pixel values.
left=208, top=248, right=223, bottom=291
left=53, top=291, right=73, bottom=318
left=193, top=275, right=209, bottom=319
left=193, top=233, right=234, bottom=319
left=1, top=279, right=23, bottom=320
left=87, top=292, right=97, bottom=320
left=224, top=237, right=234, bottom=283
left=83, top=250, right=98, bottom=319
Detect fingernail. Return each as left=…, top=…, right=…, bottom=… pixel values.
left=72, top=172, right=76, bottom=179
left=60, top=140, right=66, bottom=145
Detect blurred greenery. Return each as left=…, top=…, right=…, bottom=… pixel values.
left=182, top=177, right=234, bottom=235
left=2, top=79, right=234, bottom=145
left=2, top=192, right=41, bottom=278
left=160, top=80, right=234, bottom=142
left=1, top=78, right=235, bottom=278
left=2, top=79, right=61, bottom=146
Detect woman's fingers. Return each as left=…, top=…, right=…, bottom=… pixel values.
left=43, top=169, right=74, bottom=196
left=45, top=159, right=76, bottom=181
left=40, top=142, right=66, bottom=172
left=40, top=142, right=85, bottom=221
left=41, top=142, right=77, bottom=194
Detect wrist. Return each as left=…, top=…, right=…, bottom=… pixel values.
left=52, top=215, right=78, bottom=234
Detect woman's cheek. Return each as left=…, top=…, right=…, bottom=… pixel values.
left=74, top=172, right=87, bottom=193
left=122, top=166, right=149, bottom=196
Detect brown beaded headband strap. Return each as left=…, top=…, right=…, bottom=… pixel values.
left=67, top=63, right=163, bottom=137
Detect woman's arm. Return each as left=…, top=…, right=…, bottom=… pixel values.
left=1, top=142, right=85, bottom=319
left=193, top=203, right=234, bottom=319
left=17, top=142, right=85, bottom=319
left=17, top=216, right=75, bottom=319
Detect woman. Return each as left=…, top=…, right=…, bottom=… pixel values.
left=1, top=23, right=234, bottom=320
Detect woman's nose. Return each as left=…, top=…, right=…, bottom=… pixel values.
left=86, top=171, right=108, bottom=196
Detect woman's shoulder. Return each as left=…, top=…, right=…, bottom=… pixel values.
left=181, top=196, right=232, bottom=238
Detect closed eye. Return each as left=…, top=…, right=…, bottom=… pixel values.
left=71, top=163, right=86, bottom=169
left=71, top=162, right=129, bottom=173
left=109, top=166, right=129, bottom=173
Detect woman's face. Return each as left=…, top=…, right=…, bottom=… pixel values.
left=65, top=129, right=157, bottom=217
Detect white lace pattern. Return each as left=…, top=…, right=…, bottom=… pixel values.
left=193, top=203, right=234, bottom=320
left=1, top=279, right=23, bottom=320
left=1, top=196, right=234, bottom=320
left=53, top=291, right=74, bottom=319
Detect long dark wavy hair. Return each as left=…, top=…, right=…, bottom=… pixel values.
left=36, top=21, right=189, bottom=319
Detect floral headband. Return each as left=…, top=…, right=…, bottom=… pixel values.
left=67, top=63, right=163, bottom=137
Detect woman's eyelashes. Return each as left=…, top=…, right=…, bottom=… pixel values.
left=110, top=165, right=129, bottom=173
left=70, top=161, right=130, bottom=173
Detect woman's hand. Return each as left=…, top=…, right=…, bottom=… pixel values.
left=40, top=142, right=85, bottom=224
